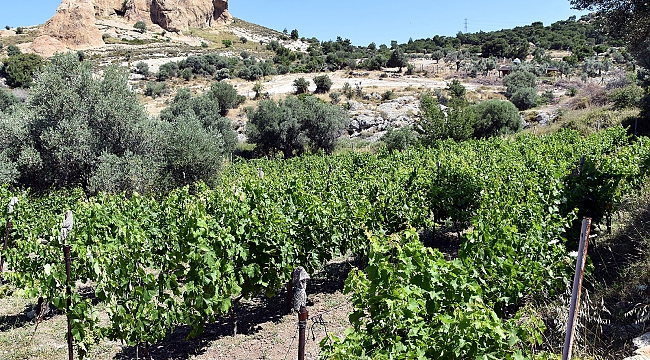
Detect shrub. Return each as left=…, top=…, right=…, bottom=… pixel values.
left=214, top=68, right=230, bottom=81
left=206, top=81, right=244, bottom=116
left=6, top=44, right=21, bottom=56
left=313, top=74, right=332, bottom=93
left=15, top=27, right=24, bottom=35
left=180, top=68, right=193, bottom=81
left=293, top=77, right=310, bottom=94
left=222, top=39, right=232, bottom=48
left=566, top=87, right=578, bottom=97
left=0, top=87, right=19, bottom=112
left=503, top=70, right=537, bottom=98
left=201, top=42, right=208, bottom=48
left=381, top=126, right=418, bottom=152
left=610, top=85, right=643, bottom=109
left=290, top=29, right=299, bottom=40
left=509, top=87, right=538, bottom=110
left=446, top=79, right=466, bottom=100
left=240, top=51, right=250, bottom=59
left=134, top=61, right=150, bottom=77
left=472, top=100, right=522, bottom=138
left=329, top=91, right=341, bottom=104
left=145, top=81, right=167, bottom=98
left=133, top=21, right=147, bottom=33
left=1, top=53, right=43, bottom=88
left=240, top=36, right=247, bottom=43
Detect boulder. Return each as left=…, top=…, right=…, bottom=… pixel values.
left=22, top=36, right=69, bottom=57
left=150, top=0, right=230, bottom=32
left=41, top=0, right=104, bottom=49
left=536, top=111, right=551, bottom=126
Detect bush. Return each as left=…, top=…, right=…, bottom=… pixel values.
left=15, top=27, right=24, bottom=35
left=214, top=68, right=230, bottom=81
left=446, top=79, right=466, bottom=100
left=134, top=61, right=150, bottom=77
left=0, top=88, right=19, bottom=112
left=133, top=21, right=147, bottom=33
left=6, top=44, right=21, bottom=56
left=313, top=74, right=332, bottom=93
left=472, top=100, right=522, bottom=138
left=145, top=81, right=167, bottom=98
left=180, top=68, right=193, bottom=81
left=566, top=87, right=578, bottom=97
left=245, top=95, right=348, bottom=157
left=222, top=39, right=232, bottom=48
left=206, top=81, right=245, bottom=116
left=381, top=126, right=418, bottom=152
left=240, top=36, right=247, bottom=43
left=509, top=87, right=538, bottom=110
left=329, top=91, right=341, bottom=104
left=290, top=29, right=299, bottom=40
left=503, top=70, right=537, bottom=98
left=610, top=85, right=643, bottom=109
left=1, top=53, right=43, bottom=88
left=293, top=77, right=310, bottom=94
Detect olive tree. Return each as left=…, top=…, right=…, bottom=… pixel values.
left=471, top=100, right=522, bottom=138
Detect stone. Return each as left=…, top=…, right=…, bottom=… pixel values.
left=22, top=35, right=69, bottom=57
left=150, top=0, right=231, bottom=32
left=41, top=0, right=104, bottom=49
left=536, top=111, right=551, bottom=126
left=634, top=332, right=650, bottom=349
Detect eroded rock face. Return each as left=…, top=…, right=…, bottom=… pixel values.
left=93, top=0, right=124, bottom=16
left=23, top=35, right=69, bottom=57
left=41, top=0, right=104, bottom=49
left=151, top=0, right=215, bottom=32
left=213, top=0, right=230, bottom=23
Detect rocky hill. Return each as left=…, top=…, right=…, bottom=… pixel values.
left=30, top=0, right=231, bottom=53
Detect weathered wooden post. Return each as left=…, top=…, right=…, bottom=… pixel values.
left=292, top=267, right=309, bottom=360
left=1, top=197, right=18, bottom=283
left=61, top=210, right=74, bottom=360
left=562, top=217, right=592, bottom=360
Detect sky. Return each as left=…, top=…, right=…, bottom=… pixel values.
left=0, top=0, right=588, bottom=46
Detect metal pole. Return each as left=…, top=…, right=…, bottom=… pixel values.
left=298, top=306, right=308, bottom=360
left=562, top=217, right=592, bottom=360
left=64, top=244, right=74, bottom=360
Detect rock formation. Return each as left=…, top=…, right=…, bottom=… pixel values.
left=40, top=0, right=105, bottom=49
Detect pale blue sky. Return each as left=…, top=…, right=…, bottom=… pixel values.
left=0, top=0, right=588, bottom=46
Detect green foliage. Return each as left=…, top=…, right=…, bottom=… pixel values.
left=503, top=70, right=537, bottom=98
left=610, top=85, right=644, bottom=109
left=387, top=46, right=408, bottom=70
left=416, top=94, right=474, bottom=145
left=222, top=39, right=232, bottom=48
left=15, top=26, right=23, bottom=35
left=1, top=53, right=43, bottom=88
left=0, top=88, right=19, bottom=113
left=239, top=36, right=247, bottom=43
left=313, top=74, right=332, bottom=94
left=144, top=81, right=167, bottom=97
left=472, top=100, right=522, bottom=138
left=20, top=52, right=152, bottom=191
left=133, top=62, right=149, bottom=77
left=381, top=126, right=418, bottom=152
left=133, top=21, right=146, bottom=33
left=510, top=87, right=539, bottom=110
left=290, top=29, right=299, bottom=40
left=207, top=81, right=245, bottom=116
left=245, top=95, right=348, bottom=157
left=293, top=77, right=310, bottom=94
left=322, top=229, right=545, bottom=359
left=446, top=79, right=466, bottom=100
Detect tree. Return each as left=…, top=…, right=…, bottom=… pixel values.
left=446, top=80, right=466, bottom=100
left=502, top=70, right=537, bottom=98
left=415, top=93, right=474, bottom=145
left=313, top=74, right=332, bottom=93
left=0, top=88, right=19, bottom=112
left=206, top=81, right=245, bottom=116
left=387, top=47, right=408, bottom=71
left=1, top=53, right=43, bottom=88
left=22, top=52, right=153, bottom=191
left=509, top=87, right=538, bottom=110
left=245, top=95, right=348, bottom=157
left=133, top=21, right=147, bottom=33
left=222, top=39, right=232, bottom=48
left=471, top=100, right=522, bottom=138
left=293, top=77, right=310, bottom=94
left=290, top=29, right=299, bottom=40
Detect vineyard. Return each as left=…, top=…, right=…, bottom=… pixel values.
left=0, top=126, right=648, bottom=359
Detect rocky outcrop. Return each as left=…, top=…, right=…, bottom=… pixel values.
left=151, top=0, right=214, bottom=32
left=41, top=0, right=104, bottom=49
left=22, top=35, right=68, bottom=57
left=213, top=0, right=231, bottom=23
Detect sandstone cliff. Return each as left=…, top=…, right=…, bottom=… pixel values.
left=37, top=0, right=231, bottom=52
